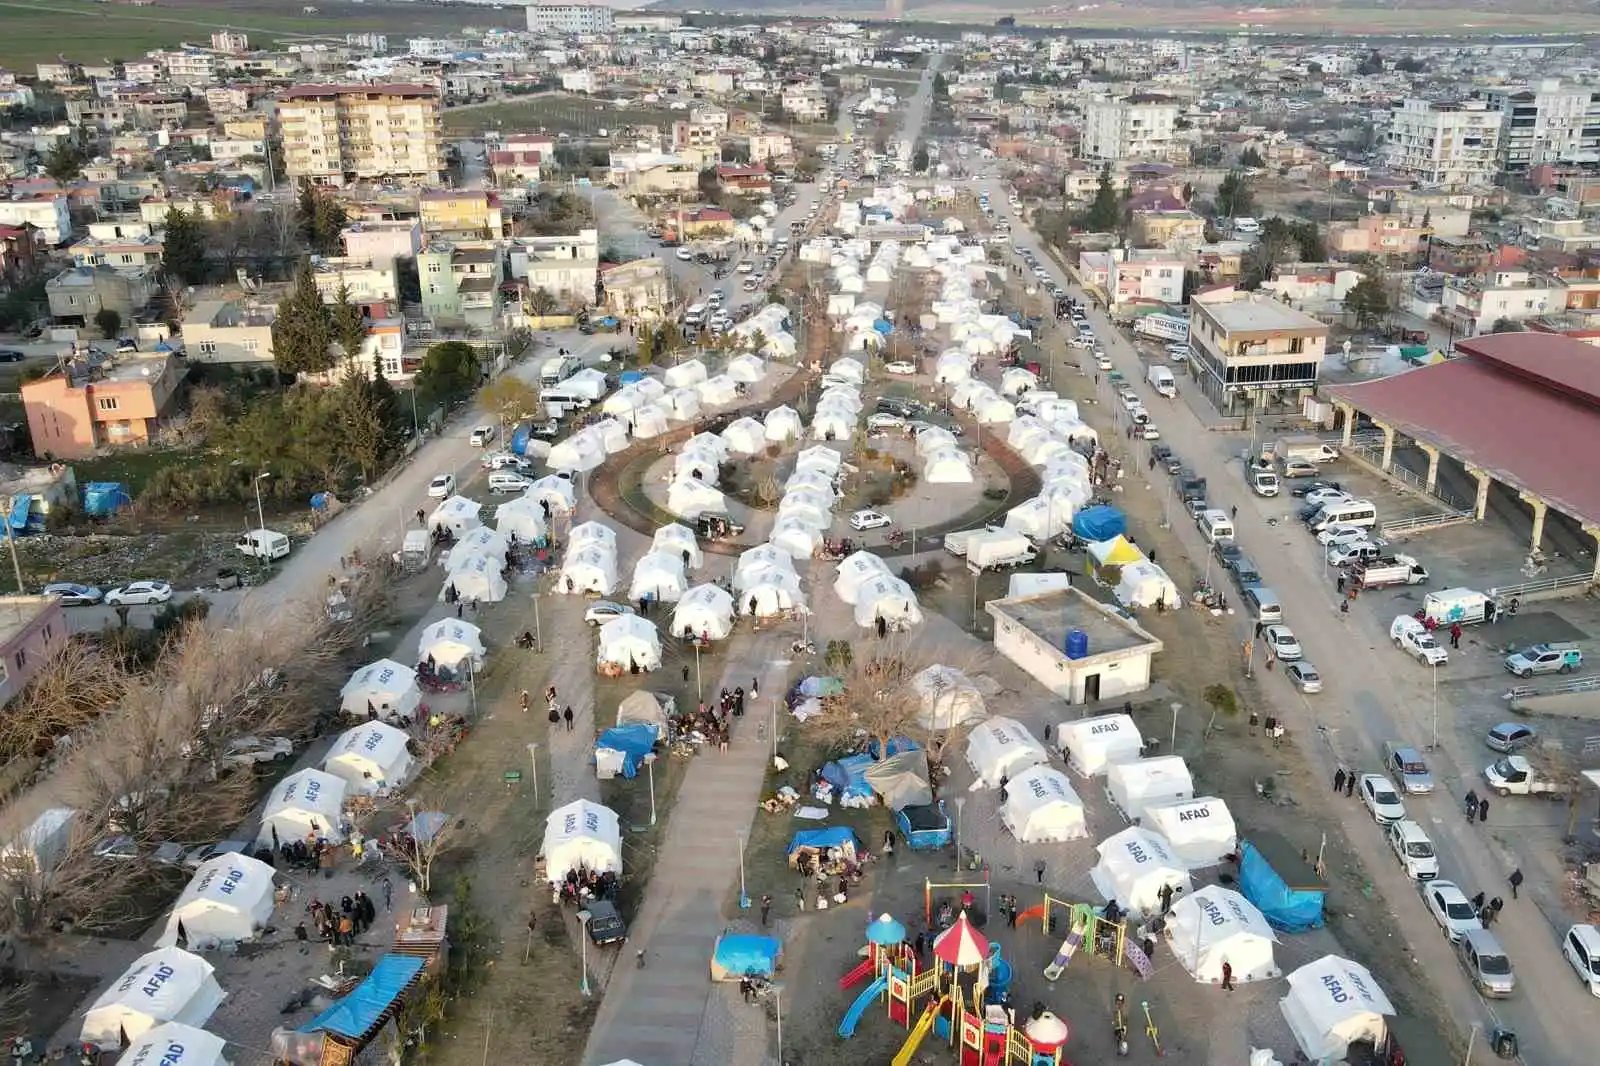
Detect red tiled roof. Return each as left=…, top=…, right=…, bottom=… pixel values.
left=1324, top=337, right=1600, bottom=523
left=279, top=83, right=437, bottom=100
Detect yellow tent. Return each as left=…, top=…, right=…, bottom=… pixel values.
left=1087, top=535, right=1146, bottom=568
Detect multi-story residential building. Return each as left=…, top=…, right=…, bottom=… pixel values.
left=0, top=71, right=34, bottom=109
left=601, top=258, right=672, bottom=319
left=1328, top=214, right=1430, bottom=260
left=22, top=351, right=181, bottom=458
left=1383, top=98, right=1502, bottom=189
left=0, top=191, right=70, bottom=246
left=276, top=83, right=444, bottom=188
left=69, top=221, right=164, bottom=274
left=715, top=165, right=771, bottom=196
left=1186, top=296, right=1329, bottom=415
left=1427, top=236, right=1496, bottom=276
left=690, top=105, right=730, bottom=131
left=0, top=225, right=42, bottom=290
left=560, top=70, right=598, bottom=95
left=162, top=50, right=217, bottom=86
left=1481, top=80, right=1600, bottom=174
left=45, top=266, right=156, bottom=327
left=181, top=297, right=276, bottom=365
left=1082, top=96, right=1180, bottom=162
left=488, top=145, right=543, bottom=187
left=1129, top=210, right=1204, bottom=250
left=139, top=195, right=220, bottom=227
left=607, top=153, right=699, bottom=195
left=525, top=3, right=615, bottom=35
left=34, top=62, right=78, bottom=84
left=210, top=31, right=250, bottom=54
left=342, top=219, right=422, bottom=268
left=419, top=190, right=504, bottom=241
left=1441, top=270, right=1562, bottom=336
left=206, top=86, right=252, bottom=115
left=749, top=132, right=794, bottom=163
left=418, top=241, right=503, bottom=330
left=310, top=257, right=399, bottom=306
left=1078, top=251, right=1185, bottom=307
left=510, top=228, right=599, bottom=308
left=221, top=115, right=268, bottom=141
left=671, top=122, right=721, bottom=152
left=0, top=596, right=68, bottom=710
left=781, top=83, right=829, bottom=123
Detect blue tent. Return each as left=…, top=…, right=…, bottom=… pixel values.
left=1072, top=505, right=1127, bottom=542
left=797, top=675, right=844, bottom=697
left=300, top=954, right=424, bottom=1039
left=872, top=318, right=894, bottom=335
left=786, top=826, right=862, bottom=859
left=6, top=494, right=29, bottom=531
left=895, top=801, right=951, bottom=850
left=821, top=753, right=874, bottom=802
left=595, top=724, right=658, bottom=779
left=1237, top=840, right=1325, bottom=932
left=867, top=735, right=920, bottom=760
left=710, top=934, right=782, bottom=981
left=618, top=370, right=647, bottom=385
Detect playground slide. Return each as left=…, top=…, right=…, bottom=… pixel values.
left=838, top=957, right=875, bottom=990
left=891, top=997, right=946, bottom=1066
left=1042, top=924, right=1085, bottom=981
left=836, top=976, right=888, bottom=1039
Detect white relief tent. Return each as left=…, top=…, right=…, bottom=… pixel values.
left=427, top=496, right=482, bottom=538
left=560, top=546, right=619, bottom=595
left=340, top=659, right=421, bottom=721
left=1054, top=713, right=1143, bottom=776
left=113, top=1024, right=228, bottom=1066
left=1280, top=956, right=1395, bottom=1064
left=629, top=551, right=688, bottom=604
left=322, top=721, right=416, bottom=796
left=542, top=800, right=622, bottom=884
left=853, top=576, right=923, bottom=630
left=912, top=665, right=987, bottom=731
left=833, top=551, right=891, bottom=605
left=258, top=769, right=347, bottom=847
left=596, top=614, right=662, bottom=671
left=1089, top=826, right=1192, bottom=918
left=1107, top=756, right=1195, bottom=823
left=671, top=584, right=736, bottom=642
left=1145, top=796, right=1239, bottom=870
left=418, top=619, right=486, bottom=670
left=80, top=949, right=226, bottom=1050
left=1167, top=887, right=1279, bottom=985
left=1000, top=765, right=1088, bottom=844
left=964, top=717, right=1048, bottom=788
left=156, top=853, right=276, bottom=948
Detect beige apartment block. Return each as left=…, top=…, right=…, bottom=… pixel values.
left=277, top=83, right=444, bottom=187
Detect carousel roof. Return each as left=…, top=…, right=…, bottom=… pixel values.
left=932, top=912, right=990, bottom=967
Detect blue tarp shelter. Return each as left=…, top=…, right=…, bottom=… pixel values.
left=82, top=482, right=132, bottom=516
left=1237, top=840, right=1325, bottom=933
left=821, top=753, right=874, bottom=802
left=595, top=724, right=659, bottom=779
left=618, top=370, right=647, bottom=385
left=7, top=494, right=29, bottom=531
left=895, top=801, right=951, bottom=850
left=299, top=954, right=425, bottom=1039
left=709, top=934, right=781, bottom=981
left=872, top=318, right=894, bottom=335
left=1072, top=505, right=1127, bottom=542
left=867, top=735, right=920, bottom=759
left=511, top=424, right=532, bottom=456
left=786, top=826, right=862, bottom=867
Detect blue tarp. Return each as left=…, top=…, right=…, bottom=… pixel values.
left=82, top=482, right=132, bottom=516
left=618, top=370, right=646, bottom=385
left=7, top=494, right=29, bottom=531
left=797, top=676, right=844, bottom=697
left=595, top=723, right=659, bottom=779
left=299, top=954, right=424, bottom=1039
left=867, top=735, right=920, bottom=759
left=1072, top=505, right=1127, bottom=542
left=511, top=424, right=531, bottom=456
left=711, top=934, right=781, bottom=980
left=872, top=318, right=894, bottom=335
left=786, top=826, right=862, bottom=857
left=1237, top=840, right=1325, bottom=933
left=821, top=753, right=874, bottom=801
left=895, top=802, right=951, bottom=850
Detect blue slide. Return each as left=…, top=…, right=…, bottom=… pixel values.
left=837, top=976, right=888, bottom=1038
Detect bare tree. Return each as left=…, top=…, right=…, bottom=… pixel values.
left=805, top=642, right=993, bottom=762
left=387, top=801, right=459, bottom=897
left=0, top=641, right=131, bottom=763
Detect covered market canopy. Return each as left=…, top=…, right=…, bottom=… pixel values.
left=113, top=1024, right=227, bottom=1066
left=912, top=665, right=987, bottom=731
left=1107, top=756, right=1195, bottom=823
left=157, top=853, right=276, bottom=948
left=965, top=716, right=1048, bottom=788
left=418, top=619, right=486, bottom=670
left=1055, top=713, right=1143, bottom=776
left=543, top=799, right=622, bottom=883
left=596, top=614, right=662, bottom=671
left=1000, top=765, right=1087, bottom=844
left=1167, top=887, right=1279, bottom=985
left=322, top=721, right=416, bottom=796
left=340, top=659, right=421, bottom=722
left=1089, top=826, right=1192, bottom=918
left=1280, top=956, right=1395, bottom=1063
left=81, top=949, right=225, bottom=1050
left=1145, top=796, right=1238, bottom=870
left=259, top=769, right=347, bottom=847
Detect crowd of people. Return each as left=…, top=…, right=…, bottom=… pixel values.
left=555, top=865, right=620, bottom=907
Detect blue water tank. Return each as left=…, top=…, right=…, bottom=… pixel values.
left=1065, top=629, right=1090, bottom=660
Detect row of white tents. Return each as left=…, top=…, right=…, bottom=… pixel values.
left=832, top=550, right=924, bottom=630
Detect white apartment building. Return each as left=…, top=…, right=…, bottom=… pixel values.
left=781, top=83, right=829, bottom=123
left=0, top=192, right=71, bottom=246
left=1081, top=96, right=1180, bottom=162
left=1383, top=98, right=1502, bottom=189
left=162, top=51, right=217, bottom=86
left=276, top=83, right=444, bottom=187
left=1441, top=271, right=1562, bottom=336
left=525, top=4, right=614, bottom=35
left=510, top=228, right=599, bottom=308
left=1480, top=80, right=1600, bottom=173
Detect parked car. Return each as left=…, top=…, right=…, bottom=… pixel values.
left=1503, top=641, right=1583, bottom=678
left=1485, top=721, right=1538, bottom=753
left=469, top=425, right=497, bottom=447
left=1359, top=773, right=1406, bottom=824
left=1285, top=661, right=1323, bottom=694
left=181, top=840, right=253, bottom=869
left=222, top=736, right=295, bottom=768
left=427, top=473, right=456, bottom=499
left=42, top=582, right=103, bottom=606
left=585, top=899, right=628, bottom=945
left=1383, top=742, right=1435, bottom=794
left=1562, top=924, right=1600, bottom=996
left=1317, top=523, right=1371, bottom=548
left=850, top=509, right=892, bottom=531
left=0, top=349, right=25, bottom=363
left=1424, top=881, right=1483, bottom=943
left=1458, top=928, right=1516, bottom=998
left=1281, top=459, right=1319, bottom=479
left=1262, top=624, right=1303, bottom=661
left=585, top=601, right=636, bottom=626
left=883, top=361, right=917, bottom=375
left=481, top=451, right=532, bottom=471
left=1291, top=479, right=1343, bottom=499
left=105, top=581, right=173, bottom=606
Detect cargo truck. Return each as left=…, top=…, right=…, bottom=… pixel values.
left=1353, top=554, right=1429, bottom=589
left=1271, top=435, right=1340, bottom=464
left=539, top=354, right=581, bottom=386
left=965, top=530, right=1039, bottom=570
left=1422, top=587, right=1491, bottom=627
left=1483, top=754, right=1568, bottom=798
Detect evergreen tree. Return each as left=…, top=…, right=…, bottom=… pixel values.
left=330, top=284, right=367, bottom=365
left=297, top=179, right=347, bottom=256
left=162, top=207, right=208, bottom=286
left=272, top=260, right=335, bottom=376
left=1083, top=163, right=1121, bottom=232
left=370, top=355, right=405, bottom=443
left=1343, top=268, right=1392, bottom=330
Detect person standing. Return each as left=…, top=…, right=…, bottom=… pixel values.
left=1450, top=622, right=1463, bottom=649
left=563, top=706, right=575, bottom=732
left=1159, top=883, right=1175, bottom=915
left=794, top=886, right=806, bottom=912
left=1220, top=960, right=1234, bottom=992
left=1478, top=797, right=1489, bottom=824
left=520, top=690, right=531, bottom=714
left=1333, top=767, right=1347, bottom=794
left=760, top=894, right=772, bottom=926
left=1034, top=858, right=1047, bottom=884
left=1336, top=575, right=1346, bottom=594
left=1509, top=869, right=1523, bottom=899
left=1344, top=773, right=1355, bottom=798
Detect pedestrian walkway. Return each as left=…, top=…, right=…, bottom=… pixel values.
left=581, top=631, right=786, bottom=1066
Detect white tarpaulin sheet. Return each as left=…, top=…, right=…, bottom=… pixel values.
left=1280, top=956, right=1395, bottom=1063
left=543, top=800, right=622, bottom=883
left=1167, top=887, right=1278, bottom=984
left=81, top=950, right=226, bottom=1050
left=1107, top=756, right=1195, bottom=823
left=965, top=717, right=1048, bottom=787
left=157, top=854, right=276, bottom=948
left=1089, top=826, right=1192, bottom=918
left=1055, top=713, right=1143, bottom=776
left=1000, top=765, right=1087, bottom=843
left=1145, top=796, right=1238, bottom=869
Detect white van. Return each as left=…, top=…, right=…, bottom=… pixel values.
left=1387, top=819, right=1439, bottom=881
left=236, top=528, right=290, bottom=561
left=488, top=472, right=532, bottom=495
left=1308, top=498, right=1377, bottom=532
left=541, top=389, right=590, bottom=410
left=1197, top=509, right=1234, bottom=543
left=683, top=303, right=706, bottom=326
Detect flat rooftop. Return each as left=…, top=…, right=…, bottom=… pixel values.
left=0, top=596, right=58, bottom=646
left=987, top=586, right=1163, bottom=660
left=1203, top=298, right=1327, bottom=335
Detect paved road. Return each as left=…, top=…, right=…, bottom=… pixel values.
left=986, top=181, right=1591, bottom=1066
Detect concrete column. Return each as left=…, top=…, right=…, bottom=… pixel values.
left=1338, top=403, right=1356, bottom=447
left=1378, top=422, right=1396, bottom=472
left=1584, top=525, right=1600, bottom=582
left=1419, top=443, right=1440, bottom=493
left=1466, top=465, right=1492, bottom=521
left=1520, top=492, right=1548, bottom=554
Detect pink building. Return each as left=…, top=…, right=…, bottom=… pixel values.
left=0, top=596, right=67, bottom=708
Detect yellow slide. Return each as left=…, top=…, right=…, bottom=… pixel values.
left=892, top=997, right=948, bottom=1066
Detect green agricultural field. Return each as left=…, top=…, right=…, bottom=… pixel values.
left=442, top=94, right=681, bottom=138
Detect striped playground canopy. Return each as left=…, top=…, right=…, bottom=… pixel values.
left=933, top=913, right=989, bottom=967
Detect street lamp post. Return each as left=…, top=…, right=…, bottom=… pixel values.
left=737, top=833, right=749, bottom=909
left=253, top=471, right=271, bottom=532
left=578, top=912, right=591, bottom=995
left=951, top=796, right=966, bottom=873
left=525, top=743, right=539, bottom=803
left=646, top=755, right=657, bottom=826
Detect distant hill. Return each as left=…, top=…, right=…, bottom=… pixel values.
left=656, top=0, right=1600, bottom=17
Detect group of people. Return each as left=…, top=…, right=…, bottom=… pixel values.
left=298, top=891, right=378, bottom=946
left=1462, top=788, right=1492, bottom=825
left=556, top=865, right=619, bottom=907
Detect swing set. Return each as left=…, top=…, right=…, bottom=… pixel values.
left=924, top=875, right=992, bottom=925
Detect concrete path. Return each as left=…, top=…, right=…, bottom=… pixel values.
left=580, top=630, right=786, bottom=1066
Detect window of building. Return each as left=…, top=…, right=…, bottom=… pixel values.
left=14, top=648, right=26, bottom=672
left=198, top=340, right=218, bottom=355
left=96, top=396, right=119, bottom=412
left=242, top=338, right=259, bottom=353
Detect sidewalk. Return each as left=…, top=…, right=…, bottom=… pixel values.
left=581, top=630, right=786, bottom=1066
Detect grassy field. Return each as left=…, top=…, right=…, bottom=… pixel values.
left=443, top=95, right=682, bottom=138
left=0, top=0, right=524, bottom=71
left=914, top=2, right=1586, bottom=34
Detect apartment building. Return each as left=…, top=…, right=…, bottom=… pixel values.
left=749, top=132, right=794, bottom=163
left=601, top=258, right=672, bottom=319
left=162, top=51, right=217, bottom=86
left=22, top=351, right=182, bottom=458
left=488, top=146, right=543, bottom=186
left=276, top=83, right=444, bottom=188
left=1081, top=96, right=1180, bottom=162
left=181, top=297, right=276, bottom=366
left=419, top=241, right=503, bottom=330
left=1481, top=80, right=1600, bottom=173
left=342, top=219, right=422, bottom=268
left=671, top=122, right=721, bottom=152
left=0, top=192, right=71, bottom=245
left=1383, top=98, right=1502, bottom=189
left=418, top=190, right=504, bottom=240
left=69, top=221, right=164, bottom=274
left=1441, top=270, right=1562, bottom=336
left=0, top=597, right=68, bottom=711
left=525, top=3, right=614, bottom=35
left=1187, top=296, right=1329, bottom=415
left=0, top=225, right=42, bottom=290
left=781, top=83, right=829, bottom=123
left=510, top=228, right=598, bottom=308
left=45, top=265, right=156, bottom=325
left=1328, top=214, right=1430, bottom=260
left=210, top=31, right=250, bottom=54
left=1078, top=250, right=1185, bottom=307
left=311, top=257, right=399, bottom=306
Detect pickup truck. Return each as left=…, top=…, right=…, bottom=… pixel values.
left=1483, top=755, right=1568, bottom=798
left=1353, top=555, right=1430, bottom=589
left=944, top=527, right=1001, bottom=556
left=1246, top=461, right=1280, bottom=498
left=1391, top=615, right=1449, bottom=665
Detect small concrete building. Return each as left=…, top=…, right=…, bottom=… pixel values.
left=987, top=586, right=1163, bottom=705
